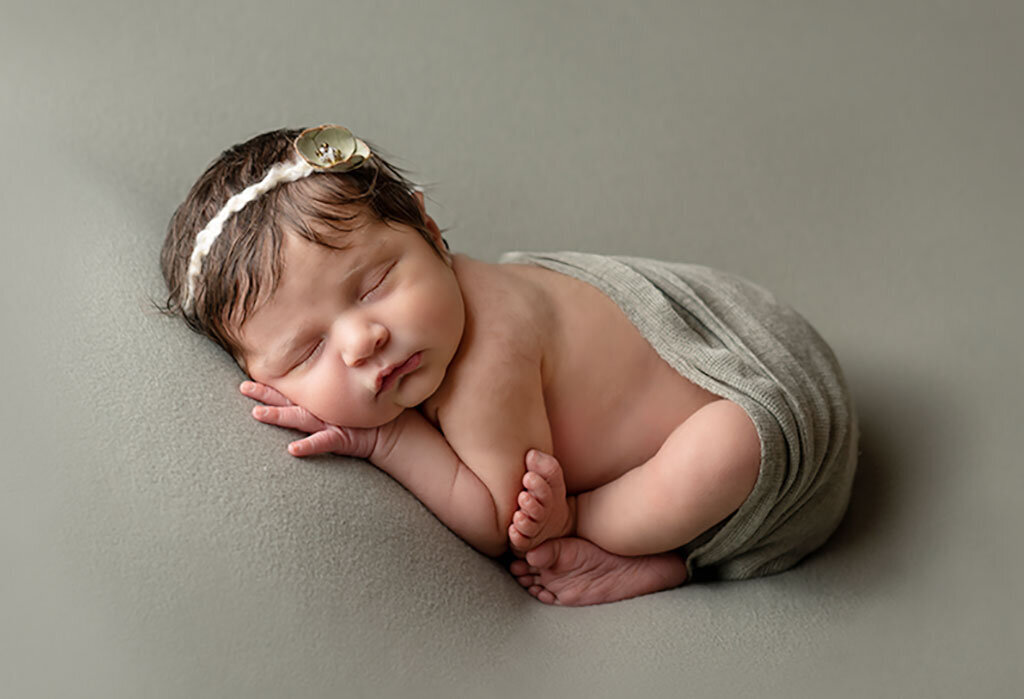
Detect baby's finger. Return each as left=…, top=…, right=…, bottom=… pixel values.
left=252, top=404, right=325, bottom=433
left=239, top=381, right=294, bottom=407
left=288, top=430, right=342, bottom=457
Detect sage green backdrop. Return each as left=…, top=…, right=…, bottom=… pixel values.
left=3, top=1, right=1021, bottom=697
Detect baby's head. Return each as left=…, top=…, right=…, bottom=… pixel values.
left=161, top=126, right=463, bottom=427
left=162, top=125, right=447, bottom=364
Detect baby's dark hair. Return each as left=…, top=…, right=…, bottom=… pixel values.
left=160, top=127, right=444, bottom=365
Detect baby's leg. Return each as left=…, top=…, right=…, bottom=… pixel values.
left=509, top=398, right=759, bottom=558
left=577, top=398, right=760, bottom=557
left=509, top=399, right=759, bottom=605
left=509, top=454, right=689, bottom=605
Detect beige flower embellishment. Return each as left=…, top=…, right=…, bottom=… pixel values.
left=294, top=124, right=372, bottom=172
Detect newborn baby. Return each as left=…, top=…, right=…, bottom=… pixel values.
left=161, top=125, right=858, bottom=606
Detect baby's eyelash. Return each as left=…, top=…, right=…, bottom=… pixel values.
left=297, top=338, right=324, bottom=368
left=361, top=262, right=395, bottom=300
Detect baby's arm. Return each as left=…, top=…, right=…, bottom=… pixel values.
left=370, top=408, right=512, bottom=557
left=436, top=361, right=554, bottom=558
left=241, top=382, right=522, bottom=557
left=373, top=360, right=554, bottom=558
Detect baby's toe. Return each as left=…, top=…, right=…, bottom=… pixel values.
left=509, top=560, right=530, bottom=576
left=509, top=524, right=529, bottom=552
left=532, top=586, right=557, bottom=605
left=524, top=539, right=561, bottom=570
left=523, top=471, right=553, bottom=504
left=527, top=450, right=562, bottom=481
left=509, top=560, right=540, bottom=577
left=517, top=490, right=545, bottom=519
left=516, top=574, right=537, bottom=588
left=513, top=510, right=540, bottom=537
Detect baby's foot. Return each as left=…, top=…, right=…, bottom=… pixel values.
left=509, top=537, right=689, bottom=606
left=508, top=450, right=575, bottom=558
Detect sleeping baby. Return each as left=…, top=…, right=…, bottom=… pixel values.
left=161, top=125, right=858, bottom=606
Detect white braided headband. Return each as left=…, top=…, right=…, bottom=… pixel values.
left=182, top=125, right=373, bottom=313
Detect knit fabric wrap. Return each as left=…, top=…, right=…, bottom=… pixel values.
left=500, top=251, right=858, bottom=580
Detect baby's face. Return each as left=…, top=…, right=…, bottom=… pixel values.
left=237, top=214, right=464, bottom=428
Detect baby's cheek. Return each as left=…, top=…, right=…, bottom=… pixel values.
left=306, top=380, right=363, bottom=427
left=301, top=384, right=334, bottom=419
left=418, top=295, right=462, bottom=336
left=271, top=379, right=320, bottom=420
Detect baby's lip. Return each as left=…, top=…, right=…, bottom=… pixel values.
left=375, top=352, right=422, bottom=395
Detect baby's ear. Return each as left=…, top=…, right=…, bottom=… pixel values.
left=411, top=187, right=451, bottom=261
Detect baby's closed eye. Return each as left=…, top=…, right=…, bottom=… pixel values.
left=296, top=338, right=325, bottom=368
left=360, top=260, right=396, bottom=301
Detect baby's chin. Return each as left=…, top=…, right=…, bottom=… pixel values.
left=394, top=361, right=446, bottom=411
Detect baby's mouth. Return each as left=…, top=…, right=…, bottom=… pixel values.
left=375, top=352, right=423, bottom=395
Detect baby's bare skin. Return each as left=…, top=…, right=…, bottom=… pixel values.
left=239, top=202, right=761, bottom=604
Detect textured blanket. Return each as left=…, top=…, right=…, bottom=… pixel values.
left=500, top=251, right=859, bottom=581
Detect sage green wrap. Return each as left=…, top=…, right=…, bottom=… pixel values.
left=500, top=251, right=859, bottom=581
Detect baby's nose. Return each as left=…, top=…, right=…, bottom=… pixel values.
left=340, top=321, right=388, bottom=367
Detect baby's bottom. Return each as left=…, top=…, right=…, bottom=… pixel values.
left=509, top=399, right=760, bottom=605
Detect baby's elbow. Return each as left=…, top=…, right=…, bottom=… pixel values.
left=474, top=494, right=516, bottom=558
left=479, top=536, right=509, bottom=558
left=461, top=524, right=507, bottom=558
left=461, top=504, right=510, bottom=558
left=480, top=517, right=510, bottom=557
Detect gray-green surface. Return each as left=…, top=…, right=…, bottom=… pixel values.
left=3, top=1, right=1021, bottom=697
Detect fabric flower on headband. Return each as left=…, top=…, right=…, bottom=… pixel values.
left=295, top=124, right=372, bottom=172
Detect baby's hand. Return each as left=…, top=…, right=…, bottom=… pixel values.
left=239, top=381, right=379, bottom=459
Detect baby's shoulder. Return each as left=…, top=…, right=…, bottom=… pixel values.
left=424, top=258, right=550, bottom=424
left=452, top=256, right=555, bottom=353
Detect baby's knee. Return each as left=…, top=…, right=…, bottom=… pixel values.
left=710, top=400, right=761, bottom=495
left=667, top=399, right=761, bottom=507
left=714, top=398, right=760, bottom=463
